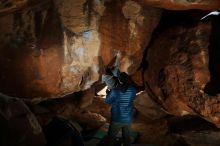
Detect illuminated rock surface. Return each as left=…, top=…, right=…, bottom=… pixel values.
left=1, top=1, right=220, bottom=145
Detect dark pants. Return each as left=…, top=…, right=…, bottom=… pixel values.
left=107, top=122, right=131, bottom=146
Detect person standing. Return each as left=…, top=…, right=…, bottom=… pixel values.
left=105, top=73, right=136, bottom=146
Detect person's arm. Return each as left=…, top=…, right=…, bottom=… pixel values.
left=105, top=90, right=115, bottom=104
left=111, top=51, right=121, bottom=77
left=113, top=51, right=121, bottom=69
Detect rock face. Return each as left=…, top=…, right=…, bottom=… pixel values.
left=0, top=93, right=46, bottom=146
left=0, top=1, right=63, bottom=98
left=134, top=91, right=167, bottom=120
left=1, top=0, right=220, bottom=129
left=138, top=0, right=220, bottom=10
left=144, top=11, right=220, bottom=127
left=0, top=0, right=162, bottom=98
left=55, top=0, right=102, bottom=94
left=29, top=96, right=109, bottom=130
left=0, top=0, right=103, bottom=98
left=100, top=0, right=161, bottom=73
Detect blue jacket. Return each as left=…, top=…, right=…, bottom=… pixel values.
left=105, top=85, right=136, bottom=123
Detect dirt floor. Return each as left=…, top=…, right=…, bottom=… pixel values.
left=132, top=113, right=176, bottom=146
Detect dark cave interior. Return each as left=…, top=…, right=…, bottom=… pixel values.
left=1, top=1, right=220, bottom=146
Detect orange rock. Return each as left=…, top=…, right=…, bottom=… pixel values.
left=137, top=0, right=220, bottom=10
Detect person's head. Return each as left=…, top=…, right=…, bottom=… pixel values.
left=118, top=72, right=130, bottom=85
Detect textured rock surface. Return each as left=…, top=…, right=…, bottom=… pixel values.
left=134, top=91, right=167, bottom=120
left=132, top=114, right=191, bottom=146
left=138, top=0, right=220, bottom=10
left=178, top=131, right=220, bottom=146
left=0, top=0, right=162, bottom=98
left=0, top=1, right=63, bottom=98
left=144, top=11, right=220, bottom=127
left=1, top=0, right=220, bottom=130
left=55, top=0, right=102, bottom=94
left=29, top=95, right=108, bottom=129
left=0, top=93, right=46, bottom=146
left=2, top=0, right=220, bottom=145
left=100, top=0, right=161, bottom=73
left=0, top=0, right=103, bottom=98
left=167, top=115, right=220, bottom=146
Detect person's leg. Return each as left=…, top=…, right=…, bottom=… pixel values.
left=107, top=122, right=121, bottom=146
left=122, top=124, right=131, bottom=146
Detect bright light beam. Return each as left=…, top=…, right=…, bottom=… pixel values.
left=201, top=11, right=220, bottom=20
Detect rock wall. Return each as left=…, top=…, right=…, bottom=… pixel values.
left=100, top=0, right=161, bottom=73
left=55, top=0, right=102, bottom=94
left=144, top=11, right=220, bottom=127
left=0, top=0, right=104, bottom=98
left=137, top=0, right=220, bottom=10
left=2, top=0, right=220, bottom=142
left=0, top=1, right=63, bottom=98
left=1, top=1, right=220, bottom=129
left=0, top=0, right=162, bottom=98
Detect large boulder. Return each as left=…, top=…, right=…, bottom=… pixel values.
left=178, top=131, right=220, bottom=146
left=0, top=0, right=161, bottom=98
left=0, top=1, right=63, bottom=98
left=100, top=0, right=161, bottom=73
left=0, top=0, right=102, bottom=98
left=134, top=91, right=167, bottom=120
left=54, top=0, right=103, bottom=94
left=30, top=95, right=108, bottom=130
left=0, top=93, right=46, bottom=146
left=144, top=11, right=220, bottom=127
